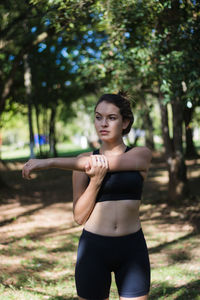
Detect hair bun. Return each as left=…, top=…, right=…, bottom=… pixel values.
left=117, top=89, right=129, bottom=100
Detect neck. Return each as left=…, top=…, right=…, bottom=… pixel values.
left=100, top=138, right=126, bottom=155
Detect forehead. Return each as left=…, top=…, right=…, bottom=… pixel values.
left=95, top=101, right=120, bottom=114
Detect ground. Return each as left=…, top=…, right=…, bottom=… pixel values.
left=0, top=152, right=200, bottom=299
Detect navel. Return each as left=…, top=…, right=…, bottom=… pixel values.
left=114, top=223, right=118, bottom=231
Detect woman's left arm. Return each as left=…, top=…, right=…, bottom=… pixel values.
left=105, top=146, right=152, bottom=172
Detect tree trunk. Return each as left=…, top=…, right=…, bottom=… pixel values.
left=158, top=92, right=173, bottom=155
left=144, top=110, right=155, bottom=150
left=24, top=54, right=35, bottom=158
left=140, top=93, right=155, bottom=150
left=49, top=105, right=57, bottom=157
left=35, top=103, right=42, bottom=157
left=41, top=107, right=49, bottom=156
left=168, top=97, right=188, bottom=202
left=183, top=106, right=198, bottom=158
left=158, top=92, right=188, bottom=203
left=0, top=31, right=49, bottom=116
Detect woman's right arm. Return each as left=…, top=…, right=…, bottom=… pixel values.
left=72, top=172, right=102, bottom=225
left=72, top=153, right=108, bottom=225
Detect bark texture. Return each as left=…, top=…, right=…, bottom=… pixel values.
left=158, top=92, right=189, bottom=203
left=183, top=106, right=198, bottom=158
left=49, top=105, right=57, bottom=157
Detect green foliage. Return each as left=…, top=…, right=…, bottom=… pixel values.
left=1, top=0, right=200, bottom=159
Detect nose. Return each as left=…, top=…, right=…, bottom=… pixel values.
left=101, top=118, right=108, bottom=127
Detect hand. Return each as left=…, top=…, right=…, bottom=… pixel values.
left=22, top=158, right=47, bottom=180
left=85, top=155, right=108, bottom=184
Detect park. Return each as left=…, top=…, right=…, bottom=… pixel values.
left=0, top=1, right=200, bottom=299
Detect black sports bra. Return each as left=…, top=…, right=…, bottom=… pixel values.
left=88, top=146, right=144, bottom=202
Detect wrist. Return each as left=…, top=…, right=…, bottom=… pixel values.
left=90, top=176, right=103, bottom=188
left=46, top=158, right=55, bottom=168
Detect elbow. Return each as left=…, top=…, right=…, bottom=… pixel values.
left=74, top=217, right=84, bottom=226
left=73, top=212, right=86, bottom=225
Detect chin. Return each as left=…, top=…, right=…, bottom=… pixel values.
left=100, top=136, right=118, bottom=143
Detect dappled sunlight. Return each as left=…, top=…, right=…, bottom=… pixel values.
left=187, top=168, right=200, bottom=178
left=0, top=202, right=42, bottom=222
left=0, top=202, right=78, bottom=243
left=150, top=279, right=200, bottom=300
left=149, top=170, right=168, bottom=184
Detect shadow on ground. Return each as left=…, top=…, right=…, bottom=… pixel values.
left=0, top=152, right=200, bottom=299
left=149, top=279, right=200, bottom=300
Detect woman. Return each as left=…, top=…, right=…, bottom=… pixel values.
left=22, top=91, right=152, bottom=300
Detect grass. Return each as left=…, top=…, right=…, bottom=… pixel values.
left=0, top=143, right=92, bottom=161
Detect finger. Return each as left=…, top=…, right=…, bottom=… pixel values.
left=91, top=155, right=97, bottom=167
left=23, top=168, right=26, bottom=179
left=22, top=162, right=27, bottom=177
left=22, top=162, right=28, bottom=178
left=98, top=155, right=105, bottom=168
left=23, top=167, right=27, bottom=179
left=98, top=155, right=105, bottom=167
left=25, top=167, right=31, bottom=180
left=96, top=155, right=102, bottom=167
left=85, top=161, right=91, bottom=171
left=24, top=169, right=28, bottom=179
left=102, top=155, right=108, bottom=169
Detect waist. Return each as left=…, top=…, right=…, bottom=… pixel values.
left=81, top=227, right=143, bottom=240
left=96, top=193, right=142, bottom=202
left=84, top=199, right=141, bottom=236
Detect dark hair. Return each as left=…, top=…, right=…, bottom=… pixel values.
left=94, top=90, right=134, bottom=135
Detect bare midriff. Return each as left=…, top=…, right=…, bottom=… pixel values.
left=84, top=199, right=141, bottom=236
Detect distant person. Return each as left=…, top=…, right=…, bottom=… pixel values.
left=22, top=91, right=152, bottom=300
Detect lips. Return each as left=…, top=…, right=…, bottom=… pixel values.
left=100, top=130, right=109, bottom=134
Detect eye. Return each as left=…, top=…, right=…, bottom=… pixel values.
left=109, top=116, right=116, bottom=120
left=95, top=115, right=101, bottom=120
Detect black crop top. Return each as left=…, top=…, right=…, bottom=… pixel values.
left=88, top=146, right=144, bottom=202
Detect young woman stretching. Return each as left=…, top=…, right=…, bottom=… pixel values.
left=22, top=91, right=152, bottom=300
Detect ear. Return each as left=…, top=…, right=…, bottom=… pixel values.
left=122, top=119, right=130, bottom=130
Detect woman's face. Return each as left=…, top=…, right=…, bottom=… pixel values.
left=94, top=101, right=129, bottom=142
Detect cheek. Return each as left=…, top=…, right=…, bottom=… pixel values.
left=94, top=120, right=99, bottom=131
left=111, top=122, right=123, bottom=133
left=115, top=120, right=123, bottom=128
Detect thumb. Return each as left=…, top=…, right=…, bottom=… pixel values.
left=85, top=162, right=90, bottom=171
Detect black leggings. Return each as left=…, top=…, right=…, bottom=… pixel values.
left=75, top=228, right=150, bottom=299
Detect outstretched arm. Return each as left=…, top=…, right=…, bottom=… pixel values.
left=22, top=154, right=91, bottom=179
left=22, top=146, right=152, bottom=179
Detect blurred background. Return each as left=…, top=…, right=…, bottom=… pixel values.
left=0, top=1, right=200, bottom=299
left=1, top=0, right=200, bottom=201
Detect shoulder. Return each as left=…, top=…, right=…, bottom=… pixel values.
left=129, top=146, right=152, bottom=159
left=130, top=146, right=152, bottom=154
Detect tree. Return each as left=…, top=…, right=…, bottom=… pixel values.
left=86, top=0, right=200, bottom=202
left=0, top=0, right=106, bottom=159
